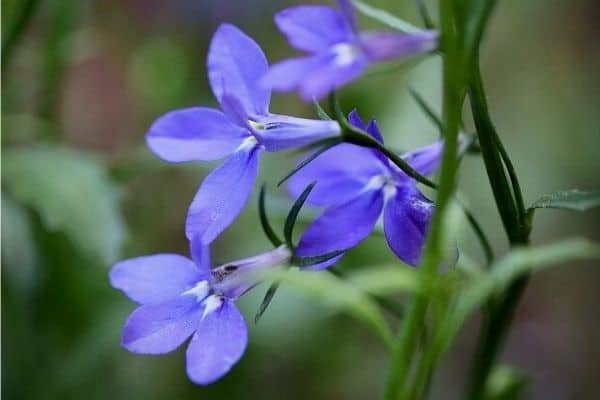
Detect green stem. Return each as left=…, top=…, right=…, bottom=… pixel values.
left=1, top=0, right=41, bottom=71
left=382, top=1, right=464, bottom=397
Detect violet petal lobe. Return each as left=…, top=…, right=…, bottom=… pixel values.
left=295, top=189, right=384, bottom=270
left=185, top=143, right=260, bottom=243
left=401, top=139, right=444, bottom=177
left=253, top=114, right=340, bottom=152
left=146, top=107, right=248, bottom=163
left=121, top=296, right=202, bottom=354
left=298, top=52, right=367, bottom=100
left=287, top=142, right=385, bottom=207
left=274, top=5, right=355, bottom=52
left=190, top=236, right=212, bottom=278
left=208, top=24, right=270, bottom=117
left=186, top=300, right=248, bottom=385
left=360, top=30, right=439, bottom=62
left=383, top=185, right=434, bottom=266
left=110, top=254, right=204, bottom=305
left=261, top=54, right=332, bottom=93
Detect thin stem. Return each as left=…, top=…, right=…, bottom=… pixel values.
left=460, top=205, right=494, bottom=265
left=1, top=0, right=41, bottom=71
left=382, top=1, right=465, bottom=397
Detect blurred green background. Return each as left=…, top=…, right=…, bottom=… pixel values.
left=2, top=0, right=599, bottom=399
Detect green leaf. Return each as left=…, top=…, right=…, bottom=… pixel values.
left=352, top=0, right=421, bottom=33
left=263, top=268, right=393, bottom=349
left=440, top=238, right=600, bottom=355
left=284, top=182, right=316, bottom=249
left=258, top=184, right=283, bottom=247
left=312, top=99, right=332, bottom=120
left=484, top=365, right=529, bottom=400
left=278, top=138, right=342, bottom=187
left=347, top=266, right=421, bottom=296
left=2, top=146, right=127, bottom=264
left=254, top=282, right=280, bottom=324
left=292, top=249, right=347, bottom=268
left=528, top=189, right=600, bottom=212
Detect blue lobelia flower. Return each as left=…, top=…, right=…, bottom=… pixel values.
left=146, top=24, right=340, bottom=244
left=288, top=110, right=455, bottom=268
left=110, top=239, right=291, bottom=385
left=262, top=0, right=438, bottom=100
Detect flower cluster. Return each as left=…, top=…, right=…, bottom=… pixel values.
left=111, top=0, right=445, bottom=385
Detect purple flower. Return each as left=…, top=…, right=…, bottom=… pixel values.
left=288, top=110, right=452, bottom=268
left=262, top=0, right=438, bottom=100
left=146, top=24, right=340, bottom=244
left=110, top=240, right=291, bottom=384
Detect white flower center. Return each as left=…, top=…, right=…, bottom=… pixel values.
left=201, top=294, right=223, bottom=319
left=248, top=120, right=265, bottom=131
left=364, top=174, right=397, bottom=201
left=182, top=280, right=210, bottom=301
left=332, top=43, right=360, bottom=67
left=236, top=135, right=258, bottom=151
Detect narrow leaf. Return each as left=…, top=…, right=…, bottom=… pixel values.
left=292, top=249, right=346, bottom=268
left=528, top=189, right=600, bottom=212
left=284, top=182, right=316, bottom=249
left=409, top=87, right=443, bottom=134
left=312, top=99, right=332, bottom=120
left=262, top=267, right=393, bottom=348
left=254, top=282, right=280, bottom=324
left=278, top=138, right=342, bottom=187
left=352, top=0, right=421, bottom=33
left=258, top=184, right=283, bottom=247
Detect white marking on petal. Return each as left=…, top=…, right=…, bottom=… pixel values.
left=332, top=43, right=360, bottom=67
left=201, top=294, right=223, bottom=320
left=248, top=120, right=265, bottom=131
left=235, top=135, right=258, bottom=152
left=182, top=280, right=210, bottom=301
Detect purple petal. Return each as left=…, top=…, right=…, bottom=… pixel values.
left=297, top=52, right=367, bottom=100
left=121, top=296, right=201, bottom=354
left=186, top=300, right=247, bottom=385
left=190, top=237, right=212, bottom=278
left=274, top=5, right=355, bottom=52
left=401, top=139, right=444, bottom=177
left=110, top=254, right=205, bottom=304
left=253, top=114, right=340, bottom=151
left=186, top=144, right=261, bottom=243
left=261, top=55, right=331, bottom=93
left=360, top=30, right=439, bottom=62
left=347, top=109, right=389, bottom=166
left=208, top=24, right=270, bottom=117
left=383, top=186, right=434, bottom=266
left=287, top=143, right=385, bottom=206
left=337, top=0, right=358, bottom=32
left=296, top=189, right=384, bottom=269
left=146, top=107, right=248, bottom=163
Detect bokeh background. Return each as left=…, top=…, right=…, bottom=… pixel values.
left=2, top=0, right=599, bottom=399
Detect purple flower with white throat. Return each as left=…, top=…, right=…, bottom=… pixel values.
left=288, top=110, right=459, bottom=268
left=262, top=0, right=438, bottom=100
left=110, top=239, right=291, bottom=385
left=146, top=24, right=340, bottom=244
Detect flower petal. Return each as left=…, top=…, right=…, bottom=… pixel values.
left=383, top=186, right=434, bottom=266
left=186, top=300, right=247, bottom=385
left=110, top=254, right=205, bottom=304
left=254, top=114, right=340, bottom=151
left=287, top=143, right=385, bottom=206
left=121, top=296, right=201, bottom=354
left=401, top=140, right=444, bottom=177
left=146, top=107, right=247, bottom=162
left=261, top=55, right=331, bottom=93
left=298, top=54, right=367, bottom=100
left=208, top=24, right=270, bottom=117
left=360, top=30, right=438, bottom=62
left=274, top=5, right=354, bottom=52
left=295, top=189, right=384, bottom=269
left=185, top=143, right=261, bottom=243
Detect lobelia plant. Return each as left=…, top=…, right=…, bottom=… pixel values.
left=108, top=0, right=600, bottom=398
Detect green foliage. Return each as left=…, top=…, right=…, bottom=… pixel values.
left=2, top=145, right=126, bottom=264
left=528, top=189, right=600, bottom=212
left=351, top=0, right=421, bottom=33
left=263, top=267, right=395, bottom=349
left=483, top=365, right=529, bottom=400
